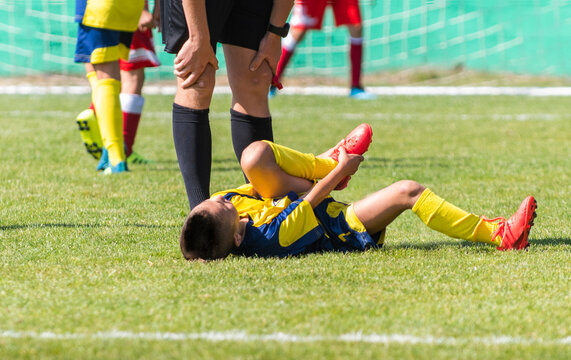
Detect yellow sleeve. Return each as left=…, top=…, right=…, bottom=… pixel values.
left=278, top=200, right=320, bottom=247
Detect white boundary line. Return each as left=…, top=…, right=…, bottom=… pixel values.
left=2, top=85, right=571, bottom=96
left=1, top=330, right=570, bottom=345
left=2, top=109, right=567, bottom=121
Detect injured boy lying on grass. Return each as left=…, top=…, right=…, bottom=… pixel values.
left=179, top=124, right=537, bottom=261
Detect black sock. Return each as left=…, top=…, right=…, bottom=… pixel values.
left=172, top=103, right=211, bottom=210
left=230, top=108, right=274, bottom=163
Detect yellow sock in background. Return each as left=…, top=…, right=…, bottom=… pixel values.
left=264, top=141, right=337, bottom=180
left=84, top=71, right=103, bottom=145
left=412, top=189, right=500, bottom=246
left=86, top=71, right=98, bottom=95
left=94, top=78, right=125, bottom=166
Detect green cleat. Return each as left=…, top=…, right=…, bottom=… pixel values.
left=127, top=151, right=154, bottom=165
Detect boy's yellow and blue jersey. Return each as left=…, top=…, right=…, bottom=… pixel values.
left=74, top=0, right=143, bottom=63
left=212, top=184, right=384, bottom=258
left=75, top=0, right=143, bottom=32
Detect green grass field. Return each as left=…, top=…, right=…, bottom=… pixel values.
left=0, top=92, right=569, bottom=359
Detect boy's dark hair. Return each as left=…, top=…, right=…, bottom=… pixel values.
left=179, top=210, right=231, bottom=260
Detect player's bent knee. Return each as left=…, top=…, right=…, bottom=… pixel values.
left=395, top=180, right=425, bottom=202
left=240, top=141, right=272, bottom=172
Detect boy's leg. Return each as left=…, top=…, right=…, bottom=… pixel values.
left=413, top=189, right=537, bottom=250
left=241, top=123, right=372, bottom=197
left=352, top=180, right=425, bottom=234
left=76, top=64, right=103, bottom=159
left=120, top=67, right=145, bottom=158
left=93, top=60, right=127, bottom=169
left=241, top=141, right=337, bottom=198
left=353, top=181, right=536, bottom=250
left=353, top=181, right=493, bottom=243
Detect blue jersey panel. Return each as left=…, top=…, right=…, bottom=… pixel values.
left=76, top=0, right=87, bottom=22
left=233, top=199, right=325, bottom=258
left=74, top=24, right=132, bottom=63
left=313, top=198, right=380, bottom=252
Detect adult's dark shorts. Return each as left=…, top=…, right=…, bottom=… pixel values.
left=160, top=0, right=274, bottom=54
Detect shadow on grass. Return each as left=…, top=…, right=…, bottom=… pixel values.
left=528, top=238, right=571, bottom=246
left=143, top=158, right=242, bottom=173
left=140, top=156, right=454, bottom=174
left=361, top=156, right=459, bottom=170
left=382, top=238, right=571, bottom=251
left=0, top=223, right=178, bottom=231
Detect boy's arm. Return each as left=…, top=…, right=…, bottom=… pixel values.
left=303, top=148, right=363, bottom=208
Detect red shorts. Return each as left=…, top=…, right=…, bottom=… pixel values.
left=290, top=0, right=362, bottom=29
left=119, top=28, right=160, bottom=71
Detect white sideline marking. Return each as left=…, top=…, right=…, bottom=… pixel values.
left=2, top=85, right=571, bottom=96
left=1, top=330, right=569, bottom=345
left=2, top=110, right=567, bottom=123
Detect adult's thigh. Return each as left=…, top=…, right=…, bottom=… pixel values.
left=223, top=44, right=272, bottom=117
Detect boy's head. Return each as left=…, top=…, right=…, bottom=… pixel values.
left=179, top=195, right=242, bottom=261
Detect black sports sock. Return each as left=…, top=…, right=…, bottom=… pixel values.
left=230, top=108, right=274, bottom=163
left=172, top=103, right=211, bottom=210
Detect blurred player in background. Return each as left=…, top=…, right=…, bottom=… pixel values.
left=76, top=1, right=160, bottom=167
left=74, top=0, right=145, bottom=174
left=271, top=0, right=377, bottom=100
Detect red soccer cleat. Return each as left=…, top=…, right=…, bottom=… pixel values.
left=487, top=196, right=537, bottom=251
left=329, top=123, right=373, bottom=190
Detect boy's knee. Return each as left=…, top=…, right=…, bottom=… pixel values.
left=396, top=180, right=425, bottom=202
left=240, top=141, right=272, bottom=171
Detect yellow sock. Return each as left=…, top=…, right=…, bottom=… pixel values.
left=412, top=189, right=500, bottom=246
left=83, top=71, right=103, bottom=145
left=94, top=78, right=125, bottom=166
left=86, top=71, right=98, bottom=93
left=264, top=140, right=337, bottom=180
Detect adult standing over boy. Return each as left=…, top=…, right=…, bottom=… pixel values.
left=160, top=0, right=294, bottom=209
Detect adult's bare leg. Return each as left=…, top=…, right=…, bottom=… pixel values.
left=223, top=44, right=274, bottom=167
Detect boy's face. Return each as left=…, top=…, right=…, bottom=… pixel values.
left=193, top=195, right=240, bottom=252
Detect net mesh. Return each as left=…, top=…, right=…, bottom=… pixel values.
left=0, top=0, right=569, bottom=79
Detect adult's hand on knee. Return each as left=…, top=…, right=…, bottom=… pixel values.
left=249, top=33, right=281, bottom=74
left=174, top=39, right=219, bottom=89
